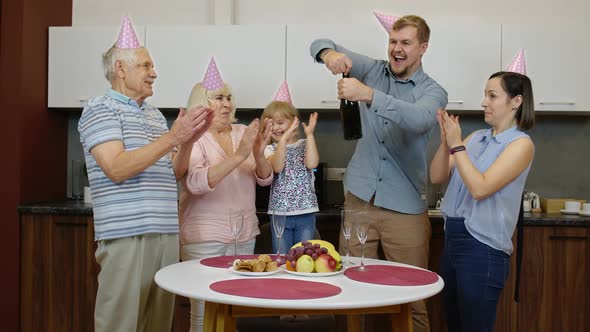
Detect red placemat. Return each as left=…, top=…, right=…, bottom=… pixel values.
left=344, top=265, right=439, bottom=286
left=210, top=278, right=342, bottom=299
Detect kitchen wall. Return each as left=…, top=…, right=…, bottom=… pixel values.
left=67, top=109, right=590, bottom=206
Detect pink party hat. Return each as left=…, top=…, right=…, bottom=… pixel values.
left=505, top=48, right=527, bottom=75
left=116, top=15, right=141, bottom=49
left=273, top=80, right=292, bottom=104
left=373, top=10, right=399, bottom=33
left=202, top=57, right=225, bottom=91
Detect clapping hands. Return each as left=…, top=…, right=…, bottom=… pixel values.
left=171, top=105, right=214, bottom=146
left=437, top=109, right=462, bottom=148
left=236, top=118, right=272, bottom=161
left=302, top=112, right=318, bottom=137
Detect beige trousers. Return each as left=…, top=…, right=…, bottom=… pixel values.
left=341, top=192, right=432, bottom=332
left=94, top=233, right=179, bottom=332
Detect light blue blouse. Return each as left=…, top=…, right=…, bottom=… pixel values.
left=441, top=126, right=533, bottom=255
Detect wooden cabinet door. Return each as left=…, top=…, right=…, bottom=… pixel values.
left=50, top=215, right=98, bottom=332
left=517, top=226, right=589, bottom=332
left=427, top=218, right=447, bottom=332
left=20, top=214, right=53, bottom=332
left=20, top=214, right=98, bottom=332
left=48, top=26, right=146, bottom=108
left=502, top=23, right=590, bottom=112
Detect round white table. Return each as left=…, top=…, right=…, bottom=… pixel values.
left=155, top=257, right=444, bottom=332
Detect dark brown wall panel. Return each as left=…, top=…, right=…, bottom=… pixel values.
left=0, top=0, right=71, bottom=329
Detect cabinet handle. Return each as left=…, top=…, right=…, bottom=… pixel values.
left=549, top=235, right=587, bottom=241
left=320, top=100, right=340, bottom=104
left=447, top=100, right=464, bottom=104
left=538, top=101, right=575, bottom=106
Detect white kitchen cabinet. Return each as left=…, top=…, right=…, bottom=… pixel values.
left=502, top=23, right=590, bottom=112
left=286, top=24, right=386, bottom=109
left=145, top=25, right=286, bottom=109
left=48, top=26, right=146, bottom=108
left=424, top=21, right=501, bottom=111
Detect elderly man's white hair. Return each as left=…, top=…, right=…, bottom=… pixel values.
left=101, top=43, right=143, bottom=82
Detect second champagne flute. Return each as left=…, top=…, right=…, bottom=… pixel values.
left=272, top=212, right=286, bottom=264
left=355, top=222, right=369, bottom=271
left=229, top=209, right=244, bottom=265
left=341, top=209, right=353, bottom=266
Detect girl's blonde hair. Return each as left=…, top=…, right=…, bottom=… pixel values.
left=260, top=101, right=299, bottom=136
left=186, top=82, right=236, bottom=122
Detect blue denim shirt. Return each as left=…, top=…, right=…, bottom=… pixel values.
left=441, top=126, right=533, bottom=254
left=310, top=39, right=448, bottom=214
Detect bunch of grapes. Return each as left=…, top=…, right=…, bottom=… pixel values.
left=285, top=241, right=329, bottom=267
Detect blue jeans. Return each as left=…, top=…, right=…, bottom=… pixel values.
left=440, top=217, right=510, bottom=332
left=270, top=213, right=316, bottom=254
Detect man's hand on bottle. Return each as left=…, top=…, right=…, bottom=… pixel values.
left=337, top=77, right=374, bottom=104
left=321, top=49, right=352, bottom=75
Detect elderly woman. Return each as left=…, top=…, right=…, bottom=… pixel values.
left=178, top=59, right=273, bottom=332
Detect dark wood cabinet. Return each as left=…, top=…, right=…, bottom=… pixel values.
left=426, top=224, right=590, bottom=332
left=513, top=226, right=589, bottom=332
left=20, top=214, right=98, bottom=332
left=20, top=212, right=590, bottom=332
left=427, top=219, right=446, bottom=332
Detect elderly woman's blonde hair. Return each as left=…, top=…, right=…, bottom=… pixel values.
left=186, top=82, right=236, bottom=122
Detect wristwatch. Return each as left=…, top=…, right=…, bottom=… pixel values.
left=449, top=145, right=466, bottom=155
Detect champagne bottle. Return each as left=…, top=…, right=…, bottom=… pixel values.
left=339, top=74, right=362, bottom=140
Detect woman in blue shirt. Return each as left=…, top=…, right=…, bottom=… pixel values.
left=430, top=71, right=535, bottom=332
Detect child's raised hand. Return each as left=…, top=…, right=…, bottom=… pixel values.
left=281, top=117, right=300, bottom=142
left=302, top=112, right=318, bottom=137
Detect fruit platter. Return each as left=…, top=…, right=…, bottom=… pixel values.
left=282, top=240, right=343, bottom=276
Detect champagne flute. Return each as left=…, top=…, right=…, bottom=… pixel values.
left=229, top=209, right=244, bottom=265
left=341, top=209, right=353, bottom=266
left=355, top=222, right=369, bottom=271
left=272, top=212, right=287, bottom=264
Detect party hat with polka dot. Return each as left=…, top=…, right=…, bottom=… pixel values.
left=505, top=48, right=527, bottom=75
left=116, top=15, right=141, bottom=49
left=373, top=10, right=399, bottom=33
left=202, top=57, right=225, bottom=91
left=273, top=80, right=292, bottom=104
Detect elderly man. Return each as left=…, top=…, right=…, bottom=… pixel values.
left=310, top=14, right=448, bottom=332
left=78, top=17, right=213, bottom=332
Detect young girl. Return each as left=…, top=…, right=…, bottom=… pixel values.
left=261, top=100, right=320, bottom=255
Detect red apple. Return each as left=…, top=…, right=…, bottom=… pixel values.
left=314, top=254, right=337, bottom=273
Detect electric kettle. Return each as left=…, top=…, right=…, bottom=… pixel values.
left=523, top=192, right=540, bottom=212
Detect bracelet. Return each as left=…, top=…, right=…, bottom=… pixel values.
left=449, top=145, right=466, bottom=155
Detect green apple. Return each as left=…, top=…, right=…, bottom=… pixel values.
left=296, top=254, right=315, bottom=273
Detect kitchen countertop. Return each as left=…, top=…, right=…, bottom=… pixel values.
left=17, top=200, right=590, bottom=227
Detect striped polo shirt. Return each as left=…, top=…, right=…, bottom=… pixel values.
left=78, top=89, right=179, bottom=241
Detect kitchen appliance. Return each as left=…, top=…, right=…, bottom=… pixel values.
left=522, top=192, right=540, bottom=212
